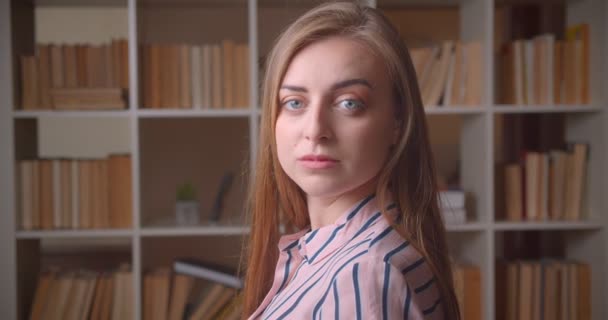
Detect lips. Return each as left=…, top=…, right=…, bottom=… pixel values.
left=298, top=154, right=337, bottom=161
left=297, top=154, right=339, bottom=169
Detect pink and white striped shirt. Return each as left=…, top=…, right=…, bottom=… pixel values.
left=248, top=194, right=444, bottom=320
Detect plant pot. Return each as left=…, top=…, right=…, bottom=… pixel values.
left=175, top=201, right=200, bottom=226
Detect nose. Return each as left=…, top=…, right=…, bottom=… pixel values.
left=303, top=98, right=332, bottom=143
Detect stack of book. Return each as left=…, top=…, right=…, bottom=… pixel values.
left=496, top=260, right=591, bottom=320
left=439, top=189, right=467, bottom=224
left=18, top=154, right=132, bottom=230
left=143, top=259, right=242, bottom=320
left=409, top=41, right=483, bottom=107
left=498, top=24, right=589, bottom=105
left=453, top=263, right=481, bottom=320
left=20, top=39, right=129, bottom=110
left=502, top=143, right=587, bottom=222
left=140, top=40, right=250, bottom=110
left=29, top=264, right=133, bottom=320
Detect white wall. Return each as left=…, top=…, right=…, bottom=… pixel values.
left=38, top=117, right=130, bottom=158
left=36, top=7, right=128, bottom=44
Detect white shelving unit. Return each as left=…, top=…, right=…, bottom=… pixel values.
left=0, top=0, right=606, bottom=319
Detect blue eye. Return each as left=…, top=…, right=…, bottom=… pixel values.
left=284, top=99, right=304, bottom=110
left=338, top=99, right=364, bottom=111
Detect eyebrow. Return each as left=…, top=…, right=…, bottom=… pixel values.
left=280, top=78, right=373, bottom=92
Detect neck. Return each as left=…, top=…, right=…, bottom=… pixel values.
left=307, top=179, right=378, bottom=230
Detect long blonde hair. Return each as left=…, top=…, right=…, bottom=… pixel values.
left=240, top=2, right=459, bottom=319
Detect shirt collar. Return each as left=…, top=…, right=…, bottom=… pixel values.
left=277, top=194, right=397, bottom=265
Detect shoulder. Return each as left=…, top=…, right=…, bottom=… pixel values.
left=354, top=214, right=424, bottom=272
left=354, top=220, right=444, bottom=318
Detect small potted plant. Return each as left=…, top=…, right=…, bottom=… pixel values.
left=175, top=182, right=200, bottom=226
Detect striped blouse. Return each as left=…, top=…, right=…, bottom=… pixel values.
left=248, top=194, right=444, bottom=320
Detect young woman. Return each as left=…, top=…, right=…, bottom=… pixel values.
left=241, top=2, right=459, bottom=319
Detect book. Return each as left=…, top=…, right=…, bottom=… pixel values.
left=20, top=55, right=39, bottom=109
left=37, top=44, right=52, bottom=108
left=60, top=160, right=72, bottom=229
left=518, top=262, right=534, bottom=320
left=188, top=283, right=227, bottom=320
left=409, top=40, right=482, bottom=107
left=222, top=40, right=235, bottom=109
left=201, top=44, right=212, bottom=108
left=29, top=272, right=54, bottom=320
left=108, top=154, right=133, bottom=228
left=497, top=260, right=591, bottom=319
left=549, top=151, right=567, bottom=220
left=173, top=259, right=242, bottom=289
left=70, top=159, right=79, bottom=229
left=156, top=269, right=171, bottom=320
left=19, top=160, right=34, bottom=230
left=39, top=159, right=54, bottom=230
left=191, top=45, right=202, bottom=109
left=52, top=159, right=62, bottom=229
left=179, top=44, right=192, bottom=109
left=209, top=172, right=234, bottom=223
left=453, top=263, right=481, bottom=320
left=143, top=271, right=154, bottom=320
left=211, top=44, right=223, bottom=108
left=50, top=87, right=126, bottom=110
left=89, top=273, right=108, bottom=320
left=17, top=155, right=131, bottom=231
left=150, top=43, right=162, bottom=108
left=199, top=287, right=236, bottom=320
left=168, top=274, right=195, bottom=320
left=424, top=41, right=453, bottom=107
left=565, top=143, right=588, bottom=220
left=504, top=164, right=523, bottom=221
left=565, top=24, right=589, bottom=104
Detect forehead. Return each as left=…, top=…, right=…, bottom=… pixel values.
left=281, top=37, right=385, bottom=87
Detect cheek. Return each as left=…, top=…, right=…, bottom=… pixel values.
left=342, top=123, right=394, bottom=176
left=343, top=121, right=394, bottom=155
left=275, top=117, right=293, bottom=168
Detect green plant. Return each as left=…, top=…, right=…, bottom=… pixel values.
left=176, top=182, right=197, bottom=202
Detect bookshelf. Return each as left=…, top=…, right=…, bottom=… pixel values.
left=0, top=0, right=606, bottom=319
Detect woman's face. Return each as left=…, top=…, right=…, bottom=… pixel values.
left=275, top=36, right=398, bottom=198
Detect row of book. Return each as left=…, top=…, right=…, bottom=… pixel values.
left=501, top=143, right=587, bottom=222
left=144, top=262, right=242, bottom=320
left=20, top=39, right=130, bottom=110
left=499, top=24, right=589, bottom=105
left=496, top=260, right=591, bottom=320
left=140, top=41, right=250, bottom=110
left=410, top=41, right=483, bottom=107
left=29, top=265, right=133, bottom=320
left=452, top=264, right=481, bottom=320
left=18, top=155, right=132, bottom=231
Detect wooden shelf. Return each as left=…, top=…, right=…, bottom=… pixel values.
left=493, top=221, right=604, bottom=231
left=16, top=229, right=133, bottom=239
left=424, top=106, right=487, bottom=115
left=493, top=105, right=602, bottom=114
left=140, top=225, right=249, bottom=237
left=12, top=110, right=131, bottom=119
left=137, top=108, right=253, bottom=118
left=35, top=0, right=128, bottom=6
left=445, top=222, right=488, bottom=232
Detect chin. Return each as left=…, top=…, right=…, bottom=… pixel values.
left=292, top=178, right=344, bottom=198
left=294, top=176, right=366, bottom=199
